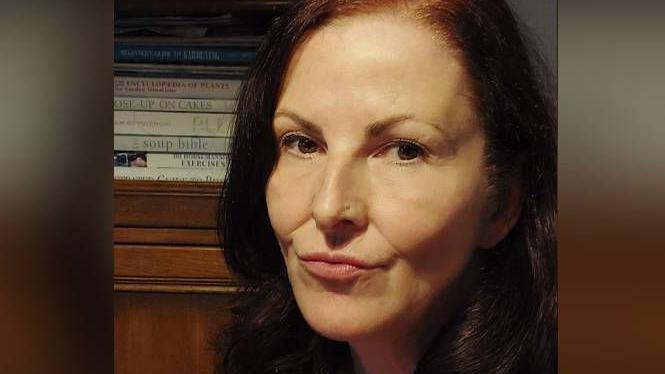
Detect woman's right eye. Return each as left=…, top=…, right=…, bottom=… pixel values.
left=280, top=133, right=321, bottom=156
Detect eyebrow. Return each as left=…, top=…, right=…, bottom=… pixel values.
left=274, top=109, right=447, bottom=138
left=273, top=110, right=323, bottom=137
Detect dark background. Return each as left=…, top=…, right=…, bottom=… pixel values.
left=1, top=0, right=664, bottom=373
left=508, top=0, right=557, bottom=71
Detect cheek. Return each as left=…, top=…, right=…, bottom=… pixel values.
left=389, top=192, right=484, bottom=250
left=265, top=166, right=311, bottom=243
left=372, top=170, right=487, bottom=283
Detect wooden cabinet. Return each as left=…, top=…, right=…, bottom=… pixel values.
left=113, top=181, right=231, bottom=294
left=115, top=292, right=233, bottom=374
left=114, top=181, right=232, bottom=374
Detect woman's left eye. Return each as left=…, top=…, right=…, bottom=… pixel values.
left=384, top=140, right=425, bottom=162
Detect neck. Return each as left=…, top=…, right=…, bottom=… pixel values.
left=348, top=337, right=421, bottom=374
left=343, top=304, right=442, bottom=374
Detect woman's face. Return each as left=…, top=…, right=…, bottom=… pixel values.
left=266, top=14, right=497, bottom=346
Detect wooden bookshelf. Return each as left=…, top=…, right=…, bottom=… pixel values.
left=113, top=0, right=289, bottom=295
left=114, top=2, right=289, bottom=373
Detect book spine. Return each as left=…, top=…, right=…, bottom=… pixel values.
left=114, top=43, right=257, bottom=65
left=114, top=63, right=248, bottom=79
left=114, top=76, right=241, bottom=99
left=114, top=135, right=232, bottom=153
left=115, top=36, right=263, bottom=47
left=114, top=111, right=234, bottom=136
left=146, top=153, right=230, bottom=169
left=114, top=96, right=236, bottom=113
left=114, top=166, right=226, bottom=183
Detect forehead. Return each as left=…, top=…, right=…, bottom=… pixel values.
left=277, top=13, right=475, bottom=127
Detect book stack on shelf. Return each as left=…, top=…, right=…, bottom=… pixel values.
left=113, top=14, right=262, bottom=183
left=112, top=4, right=292, bottom=374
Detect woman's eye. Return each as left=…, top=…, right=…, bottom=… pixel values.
left=282, top=134, right=320, bottom=155
left=396, top=142, right=423, bottom=160
left=389, top=141, right=424, bottom=161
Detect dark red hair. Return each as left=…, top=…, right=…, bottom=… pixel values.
left=217, top=1, right=556, bottom=372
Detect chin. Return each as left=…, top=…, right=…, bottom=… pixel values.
left=304, top=311, right=378, bottom=342
left=294, top=288, right=390, bottom=342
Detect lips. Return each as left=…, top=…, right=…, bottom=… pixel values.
left=297, top=252, right=382, bottom=282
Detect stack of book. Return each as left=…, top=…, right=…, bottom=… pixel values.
left=113, top=15, right=261, bottom=183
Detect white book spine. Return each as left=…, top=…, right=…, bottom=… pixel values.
left=114, top=111, right=235, bottom=137
left=114, top=166, right=226, bottom=183
left=114, top=96, right=237, bottom=113
left=114, top=135, right=232, bottom=153
left=114, top=76, right=242, bottom=99
left=146, top=153, right=230, bottom=169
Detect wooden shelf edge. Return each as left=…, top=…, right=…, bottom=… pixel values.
left=114, top=284, right=236, bottom=294
left=114, top=276, right=238, bottom=294
left=114, top=180, right=223, bottom=195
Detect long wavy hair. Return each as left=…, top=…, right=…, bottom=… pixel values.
left=216, top=0, right=556, bottom=373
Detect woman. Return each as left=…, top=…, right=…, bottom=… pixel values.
left=217, top=0, right=556, bottom=373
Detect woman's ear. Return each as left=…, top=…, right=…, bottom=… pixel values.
left=478, top=173, right=523, bottom=249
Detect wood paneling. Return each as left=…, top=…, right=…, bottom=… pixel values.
left=114, top=227, right=220, bottom=246
left=115, top=292, right=233, bottom=374
left=114, top=182, right=235, bottom=371
left=114, top=245, right=236, bottom=293
left=114, top=181, right=221, bottom=228
left=115, top=245, right=228, bottom=279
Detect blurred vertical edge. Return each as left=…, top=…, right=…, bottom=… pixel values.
left=559, top=0, right=665, bottom=373
left=0, top=0, right=113, bottom=373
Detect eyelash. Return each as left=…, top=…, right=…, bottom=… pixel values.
left=278, top=132, right=427, bottom=164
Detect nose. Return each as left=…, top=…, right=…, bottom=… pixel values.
left=312, top=159, right=369, bottom=247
